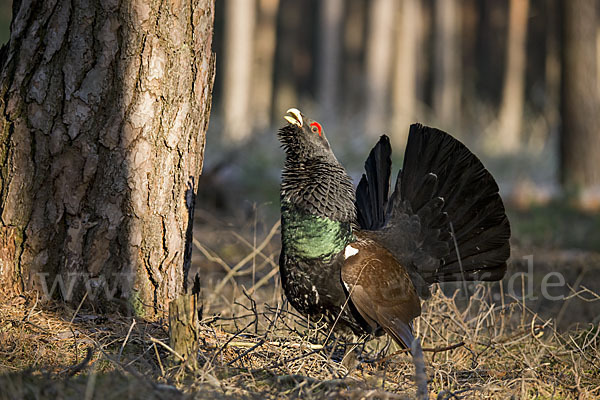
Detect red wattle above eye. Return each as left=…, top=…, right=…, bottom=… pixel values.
left=310, top=122, right=322, bottom=136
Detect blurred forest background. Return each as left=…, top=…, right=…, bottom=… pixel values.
left=187, top=0, right=600, bottom=325
left=195, top=0, right=600, bottom=253
left=2, top=0, right=598, bottom=248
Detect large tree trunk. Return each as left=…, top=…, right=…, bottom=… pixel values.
left=432, top=0, right=461, bottom=130
left=0, top=0, right=215, bottom=316
left=222, top=0, right=255, bottom=142
left=560, top=0, right=600, bottom=189
left=497, top=0, right=529, bottom=152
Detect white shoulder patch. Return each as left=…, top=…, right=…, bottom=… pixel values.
left=344, top=244, right=359, bottom=259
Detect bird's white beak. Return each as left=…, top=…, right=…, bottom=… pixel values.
left=284, top=108, right=303, bottom=127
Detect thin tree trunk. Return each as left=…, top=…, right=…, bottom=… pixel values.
left=415, top=1, right=432, bottom=109
left=542, top=0, right=560, bottom=140
left=560, top=0, right=600, bottom=189
left=317, top=0, right=344, bottom=120
left=342, top=0, right=366, bottom=116
left=497, top=0, right=529, bottom=151
left=364, top=0, right=396, bottom=136
left=392, top=0, right=420, bottom=145
left=0, top=0, right=215, bottom=316
left=433, top=0, right=461, bottom=130
left=252, top=0, right=278, bottom=131
left=272, top=0, right=303, bottom=121
left=461, top=0, right=478, bottom=94
left=223, top=0, right=255, bottom=142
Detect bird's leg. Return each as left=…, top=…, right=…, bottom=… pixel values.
left=375, top=335, right=392, bottom=359
left=340, top=333, right=382, bottom=369
left=340, top=334, right=363, bottom=370
left=357, top=335, right=391, bottom=363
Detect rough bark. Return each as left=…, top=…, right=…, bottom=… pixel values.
left=560, top=0, right=600, bottom=189
left=0, top=0, right=215, bottom=316
left=432, top=0, right=461, bottom=130
left=497, top=0, right=529, bottom=151
left=223, top=0, right=255, bottom=142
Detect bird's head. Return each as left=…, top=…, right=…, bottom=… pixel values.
left=278, top=108, right=334, bottom=161
left=278, top=107, right=356, bottom=222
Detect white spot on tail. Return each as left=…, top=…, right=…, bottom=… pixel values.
left=344, top=244, right=359, bottom=259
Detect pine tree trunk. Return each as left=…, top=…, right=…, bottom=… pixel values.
left=223, top=0, right=255, bottom=142
left=0, top=0, right=215, bottom=316
left=432, top=0, right=461, bottom=130
left=497, top=0, right=529, bottom=151
left=560, top=0, right=600, bottom=189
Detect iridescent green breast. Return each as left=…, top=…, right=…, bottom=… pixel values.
left=281, top=202, right=353, bottom=260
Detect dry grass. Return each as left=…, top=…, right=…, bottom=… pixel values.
left=1, top=214, right=599, bottom=399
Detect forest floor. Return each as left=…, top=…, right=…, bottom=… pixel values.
left=1, top=201, right=600, bottom=399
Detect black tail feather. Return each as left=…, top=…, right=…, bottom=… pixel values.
left=356, top=136, right=392, bottom=230
left=397, top=124, right=510, bottom=283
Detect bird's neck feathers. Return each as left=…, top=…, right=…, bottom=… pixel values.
left=281, top=155, right=356, bottom=223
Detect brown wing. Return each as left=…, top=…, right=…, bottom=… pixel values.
left=341, top=232, right=421, bottom=349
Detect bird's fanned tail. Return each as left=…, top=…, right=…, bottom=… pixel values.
left=356, top=124, right=511, bottom=294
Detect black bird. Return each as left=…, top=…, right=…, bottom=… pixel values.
left=278, top=108, right=510, bottom=349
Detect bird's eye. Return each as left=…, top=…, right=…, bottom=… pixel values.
left=310, top=122, right=322, bottom=136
